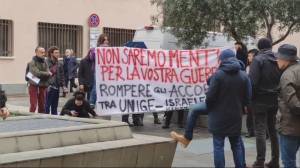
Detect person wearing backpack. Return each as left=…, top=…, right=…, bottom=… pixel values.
left=45, top=46, right=66, bottom=115
left=28, top=46, right=52, bottom=113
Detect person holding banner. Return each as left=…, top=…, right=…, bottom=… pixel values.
left=171, top=49, right=251, bottom=168
left=162, top=110, right=184, bottom=129
left=121, top=41, right=162, bottom=126
left=89, top=34, right=110, bottom=109
left=88, top=34, right=112, bottom=120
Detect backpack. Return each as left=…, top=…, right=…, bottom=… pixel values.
left=25, top=62, right=30, bottom=82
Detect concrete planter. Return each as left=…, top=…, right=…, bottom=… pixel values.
left=0, top=112, right=177, bottom=167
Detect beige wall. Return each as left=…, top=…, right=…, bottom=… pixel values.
left=273, top=32, right=300, bottom=52
left=0, top=0, right=157, bottom=84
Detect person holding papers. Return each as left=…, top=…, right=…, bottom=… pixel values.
left=28, top=46, right=52, bottom=113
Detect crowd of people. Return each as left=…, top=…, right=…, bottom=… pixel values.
left=171, top=38, right=300, bottom=168
left=1, top=34, right=299, bottom=167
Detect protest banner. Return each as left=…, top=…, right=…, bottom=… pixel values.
left=95, top=47, right=232, bottom=116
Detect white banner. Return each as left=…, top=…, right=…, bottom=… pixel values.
left=95, top=47, right=231, bottom=116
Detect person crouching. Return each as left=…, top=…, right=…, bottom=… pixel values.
left=0, top=89, right=10, bottom=120
left=61, top=91, right=97, bottom=118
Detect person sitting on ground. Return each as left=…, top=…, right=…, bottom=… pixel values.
left=0, top=89, right=10, bottom=120
left=61, top=91, right=97, bottom=118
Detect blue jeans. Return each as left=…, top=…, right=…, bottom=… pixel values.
left=184, top=102, right=207, bottom=140
left=279, top=133, right=300, bottom=168
left=45, top=87, right=59, bottom=115
left=89, top=82, right=97, bottom=107
left=213, top=135, right=245, bottom=168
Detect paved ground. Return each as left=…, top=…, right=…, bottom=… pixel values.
left=6, top=95, right=300, bottom=167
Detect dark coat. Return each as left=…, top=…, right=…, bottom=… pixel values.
left=61, top=98, right=96, bottom=118
left=249, top=49, right=282, bottom=105
left=277, top=62, right=300, bottom=136
left=67, top=56, right=78, bottom=79
left=236, top=45, right=248, bottom=70
left=63, top=56, right=70, bottom=79
left=78, top=57, right=94, bottom=92
left=206, top=57, right=251, bottom=136
left=46, top=58, right=65, bottom=89
left=28, top=56, right=51, bottom=87
left=0, top=90, right=7, bottom=108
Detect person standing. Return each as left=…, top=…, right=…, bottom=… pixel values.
left=162, top=110, right=184, bottom=129
left=235, top=41, right=248, bottom=70
left=63, top=49, right=71, bottom=94
left=67, top=49, right=78, bottom=93
left=28, top=46, right=52, bottom=113
left=276, top=44, right=300, bottom=168
left=207, top=50, right=250, bottom=168
left=78, top=48, right=96, bottom=101
left=45, top=46, right=66, bottom=115
left=89, top=34, right=109, bottom=108
left=171, top=49, right=250, bottom=168
left=245, top=49, right=259, bottom=138
left=249, top=38, right=281, bottom=168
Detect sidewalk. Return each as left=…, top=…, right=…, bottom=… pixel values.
left=6, top=95, right=300, bottom=167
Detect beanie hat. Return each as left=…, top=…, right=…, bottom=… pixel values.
left=219, top=49, right=236, bottom=62
left=257, top=38, right=272, bottom=50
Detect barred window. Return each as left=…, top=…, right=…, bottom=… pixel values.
left=103, top=27, right=135, bottom=46
left=38, top=22, right=83, bottom=57
left=0, top=19, right=13, bottom=56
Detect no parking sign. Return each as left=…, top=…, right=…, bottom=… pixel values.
left=88, top=13, right=100, bottom=27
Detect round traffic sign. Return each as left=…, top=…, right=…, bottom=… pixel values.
left=88, top=13, right=100, bottom=27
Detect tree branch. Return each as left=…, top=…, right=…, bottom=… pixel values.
left=272, top=21, right=297, bottom=45
left=263, top=10, right=274, bottom=41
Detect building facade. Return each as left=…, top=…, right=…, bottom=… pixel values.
left=1, top=0, right=300, bottom=95
left=0, top=0, right=157, bottom=94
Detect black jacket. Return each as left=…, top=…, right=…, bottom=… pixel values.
left=206, top=57, right=251, bottom=136
left=249, top=49, right=282, bottom=104
left=68, top=56, right=78, bottom=79
left=61, top=98, right=96, bottom=118
left=0, top=90, right=7, bottom=108
left=236, top=45, right=248, bottom=70
left=63, top=56, right=70, bottom=78
left=78, top=57, right=94, bottom=92
left=46, top=58, right=65, bottom=89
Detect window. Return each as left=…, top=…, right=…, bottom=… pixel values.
left=38, top=22, right=83, bottom=57
left=103, top=27, right=135, bottom=46
left=0, top=19, right=13, bottom=56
